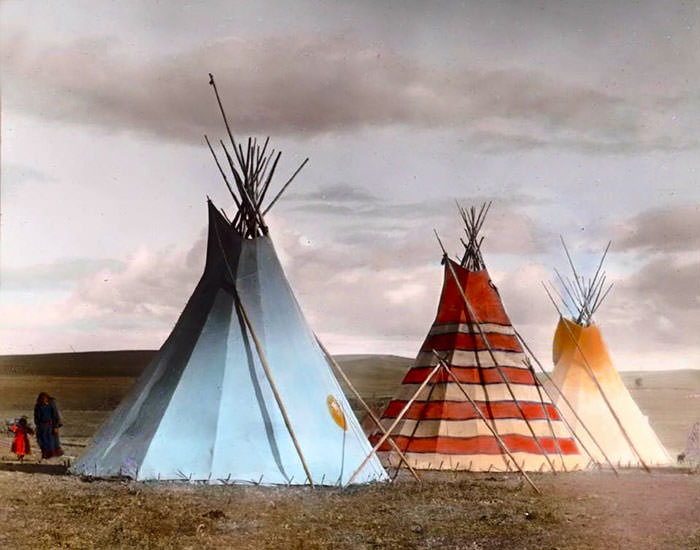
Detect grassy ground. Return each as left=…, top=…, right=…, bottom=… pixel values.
left=0, top=350, right=155, bottom=377
left=0, top=469, right=697, bottom=549
left=1, top=352, right=699, bottom=548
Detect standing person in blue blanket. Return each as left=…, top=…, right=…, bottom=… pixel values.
left=34, top=392, right=64, bottom=459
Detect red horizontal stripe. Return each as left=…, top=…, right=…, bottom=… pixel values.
left=382, top=400, right=561, bottom=422
left=422, top=332, right=522, bottom=353
left=411, top=359, right=530, bottom=371
left=402, top=366, right=536, bottom=385
left=371, top=434, right=579, bottom=455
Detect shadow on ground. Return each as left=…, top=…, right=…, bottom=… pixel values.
left=0, top=461, right=67, bottom=475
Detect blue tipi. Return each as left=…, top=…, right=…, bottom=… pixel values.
left=70, top=76, right=386, bottom=486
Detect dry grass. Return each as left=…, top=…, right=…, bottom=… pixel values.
left=0, top=470, right=698, bottom=549
left=0, top=350, right=155, bottom=377
left=1, top=354, right=699, bottom=548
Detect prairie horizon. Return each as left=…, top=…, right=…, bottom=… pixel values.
left=1, top=351, right=698, bottom=459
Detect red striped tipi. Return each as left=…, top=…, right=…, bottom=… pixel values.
left=370, top=204, right=584, bottom=472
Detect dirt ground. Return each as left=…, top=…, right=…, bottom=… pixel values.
left=1, top=363, right=699, bottom=548
left=0, top=467, right=697, bottom=549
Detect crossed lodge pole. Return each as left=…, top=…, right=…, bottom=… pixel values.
left=347, top=242, right=563, bottom=487
left=432, top=351, right=541, bottom=493
left=344, top=363, right=442, bottom=487
left=437, top=249, right=559, bottom=474
left=542, top=283, right=651, bottom=473
left=512, top=327, right=619, bottom=475
left=314, top=335, right=422, bottom=482
left=343, top=351, right=541, bottom=493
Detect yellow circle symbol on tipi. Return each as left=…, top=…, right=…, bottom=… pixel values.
left=326, top=395, right=347, bottom=431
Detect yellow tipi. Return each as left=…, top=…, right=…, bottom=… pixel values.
left=545, top=242, right=671, bottom=468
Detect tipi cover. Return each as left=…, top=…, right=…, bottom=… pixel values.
left=70, top=76, right=387, bottom=486
left=370, top=205, right=583, bottom=472
left=545, top=246, right=671, bottom=468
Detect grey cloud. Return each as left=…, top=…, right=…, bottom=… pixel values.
left=69, top=234, right=206, bottom=321
left=604, top=256, right=700, bottom=352
left=4, top=31, right=698, bottom=152
left=286, top=183, right=380, bottom=204
left=2, top=163, right=53, bottom=186
left=614, top=204, right=700, bottom=253
left=615, top=257, right=700, bottom=312
left=9, top=204, right=698, bottom=364
left=266, top=194, right=558, bottom=343
left=473, top=130, right=700, bottom=154
left=280, top=183, right=555, bottom=258
left=1, top=258, right=124, bottom=290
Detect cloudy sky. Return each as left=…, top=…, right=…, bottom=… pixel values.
left=1, top=1, right=699, bottom=370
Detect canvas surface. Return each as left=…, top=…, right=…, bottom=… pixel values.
left=371, top=259, right=583, bottom=472
left=548, top=318, right=672, bottom=467
left=71, top=202, right=386, bottom=485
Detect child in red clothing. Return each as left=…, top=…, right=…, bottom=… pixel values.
left=9, top=417, right=34, bottom=461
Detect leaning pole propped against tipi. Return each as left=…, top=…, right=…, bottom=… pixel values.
left=70, top=75, right=387, bottom=486
left=544, top=240, right=672, bottom=469
left=368, top=204, right=583, bottom=472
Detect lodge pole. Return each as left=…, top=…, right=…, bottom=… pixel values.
left=433, top=351, right=541, bottom=494
left=437, top=244, right=559, bottom=474
left=314, top=335, right=421, bottom=482
left=344, top=363, right=442, bottom=488
left=212, top=220, right=314, bottom=487
left=513, top=327, right=619, bottom=475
